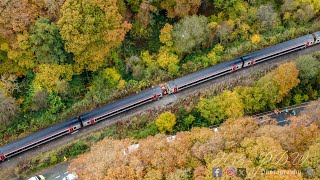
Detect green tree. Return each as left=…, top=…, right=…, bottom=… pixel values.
left=172, top=15, right=209, bottom=53
left=295, top=54, right=320, bottom=82
left=197, top=90, right=244, bottom=124
left=235, top=86, right=265, bottom=114
left=212, top=0, right=237, bottom=10
left=126, top=0, right=143, bottom=12
left=30, top=17, right=67, bottom=64
left=58, top=0, right=132, bottom=72
left=155, top=112, right=176, bottom=133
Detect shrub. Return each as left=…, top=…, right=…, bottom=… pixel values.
left=155, top=112, right=176, bottom=133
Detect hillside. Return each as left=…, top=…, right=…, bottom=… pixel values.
left=68, top=101, right=320, bottom=179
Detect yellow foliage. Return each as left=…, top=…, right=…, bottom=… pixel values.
left=58, top=0, right=132, bottom=72
left=207, top=44, right=224, bottom=65
left=104, top=68, right=121, bottom=82
left=141, top=50, right=156, bottom=67
left=157, top=46, right=179, bottom=69
left=117, top=79, right=126, bottom=89
left=33, top=64, right=73, bottom=92
left=251, top=34, right=261, bottom=44
left=155, top=111, right=176, bottom=133
left=160, top=23, right=173, bottom=47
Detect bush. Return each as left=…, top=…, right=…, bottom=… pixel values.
left=155, top=112, right=176, bottom=133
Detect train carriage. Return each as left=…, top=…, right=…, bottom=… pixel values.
left=0, top=118, right=81, bottom=161
left=164, top=58, right=243, bottom=94
left=242, top=34, right=315, bottom=67
left=80, top=86, right=163, bottom=126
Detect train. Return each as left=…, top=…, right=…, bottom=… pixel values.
left=1, top=32, right=319, bottom=162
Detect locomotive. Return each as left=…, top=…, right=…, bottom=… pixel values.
left=1, top=32, right=319, bottom=162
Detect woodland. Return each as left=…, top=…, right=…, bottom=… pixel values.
left=68, top=103, right=320, bottom=179
left=1, top=0, right=320, bottom=145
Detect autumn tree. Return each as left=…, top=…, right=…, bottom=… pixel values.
left=29, top=17, right=67, bottom=64
left=301, top=140, right=320, bottom=178
left=135, top=1, right=157, bottom=28
left=6, top=31, right=36, bottom=75
left=32, top=64, right=73, bottom=93
left=272, top=62, right=300, bottom=102
left=0, top=0, right=64, bottom=44
left=240, top=136, right=290, bottom=170
left=157, top=46, right=179, bottom=69
left=220, top=118, right=258, bottom=150
left=197, top=90, right=244, bottom=124
left=281, top=0, right=320, bottom=24
left=160, top=0, right=201, bottom=18
left=255, top=4, right=280, bottom=32
left=159, top=23, right=174, bottom=47
left=155, top=112, right=176, bottom=133
left=251, top=34, right=261, bottom=44
left=172, top=15, right=210, bottom=53
left=58, top=0, right=132, bottom=72
left=0, top=90, right=19, bottom=126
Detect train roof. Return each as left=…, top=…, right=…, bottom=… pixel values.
left=80, top=86, right=163, bottom=120
left=313, top=31, right=320, bottom=38
left=0, top=117, right=80, bottom=155
left=242, top=34, right=314, bottom=60
left=166, top=58, right=243, bottom=88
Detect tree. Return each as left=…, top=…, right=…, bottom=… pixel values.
left=32, top=64, right=73, bottom=93
left=7, top=31, right=36, bottom=75
left=0, top=0, right=64, bottom=44
left=29, top=17, right=67, bottom=64
left=157, top=46, right=179, bottom=69
left=207, top=44, right=224, bottom=66
left=135, top=1, right=156, bottom=28
left=281, top=0, right=320, bottom=24
left=255, top=4, right=280, bottom=32
left=272, top=62, right=300, bottom=102
left=160, top=0, right=201, bottom=18
left=220, top=118, right=258, bottom=150
left=0, top=90, right=19, bottom=126
left=197, top=90, right=244, bottom=124
left=295, top=55, right=320, bottom=82
left=240, top=136, right=289, bottom=170
left=301, top=140, right=320, bottom=178
left=159, top=23, right=174, bottom=47
left=172, top=15, right=209, bottom=53
left=58, top=0, right=132, bottom=72
left=155, top=112, right=176, bottom=133
left=235, top=86, right=265, bottom=114
left=126, top=0, right=143, bottom=12
left=212, top=0, right=237, bottom=10
left=251, top=34, right=261, bottom=44
left=255, top=72, right=280, bottom=109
